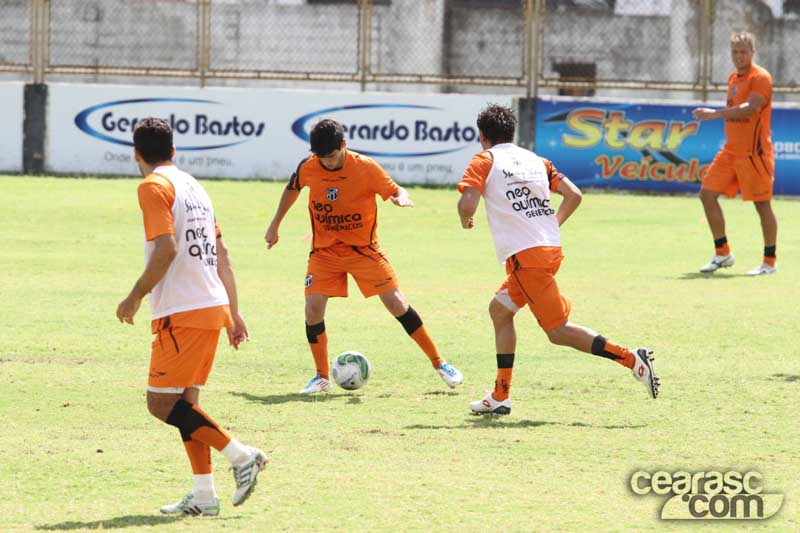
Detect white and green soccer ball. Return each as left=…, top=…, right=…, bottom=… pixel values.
left=331, top=351, right=371, bottom=390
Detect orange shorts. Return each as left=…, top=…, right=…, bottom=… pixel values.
left=701, top=150, right=774, bottom=201
left=495, top=246, right=571, bottom=332
left=148, top=322, right=221, bottom=392
left=306, top=243, right=398, bottom=298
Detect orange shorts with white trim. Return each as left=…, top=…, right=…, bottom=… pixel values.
left=148, top=319, right=221, bottom=391
left=701, top=149, right=774, bottom=202
left=495, top=246, right=571, bottom=332
left=305, top=243, right=398, bottom=298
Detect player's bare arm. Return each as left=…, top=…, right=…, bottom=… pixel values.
left=390, top=186, right=414, bottom=207
left=265, top=187, right=302, bottom=249
left=555, top=177, right=582, bottom=227
left=216, top=235, right=249, bottom=349
left=692, top=93, right=765, bottom=121
left=116, top=233, right=177, bottom=325
left=457, top=187, right=481, bottom=229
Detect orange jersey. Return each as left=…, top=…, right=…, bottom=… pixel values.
left=723, top=63, right=773, bottom=157
left=137, top=170, right=230, bottom=331
left=287, top=150, right=399, bottom=250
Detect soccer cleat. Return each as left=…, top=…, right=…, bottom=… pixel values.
left=469, top=391, right=512, bottom=415
left=160, top=492, right=220, bottom=517
left=699, top=253, right=735, bottom=273
left=231, top=447, right=268, bottom=507
left=299, top=374, right=332, bottom=395
left=747, top=262, right=777, bottom=276
left=631, top=348, right=659, bottom=399
left=436, top=362, right=463, bottom=388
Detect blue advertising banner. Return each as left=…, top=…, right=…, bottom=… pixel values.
left=534, top=98, right=800, bottom=195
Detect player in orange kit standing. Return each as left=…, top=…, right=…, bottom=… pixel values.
left=693, top=31, right=778, bottom=275
left=264, top=119, right=463, bottom=394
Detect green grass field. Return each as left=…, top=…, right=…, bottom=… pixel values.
left=1, top=176, right=797, bottom=532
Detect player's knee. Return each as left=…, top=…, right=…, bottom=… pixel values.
left=305, top=302, right=325, bottom=323
left=489, top=298, right=514, bottom=323
left=147, top=393, right=175, bottom=422
left=699, top=189, right=718, bottom=203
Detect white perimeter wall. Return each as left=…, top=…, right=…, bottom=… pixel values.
left=46, top=83, right=512, bottom=184
left=0, top=82, right=24, bottom=172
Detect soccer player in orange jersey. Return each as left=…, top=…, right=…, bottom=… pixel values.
left=116, top=118, right=266, bottom=516
left=264, top=119, right=463, bottom=394
left=457, top=104, right=659, bottom=415
left=692, top=31, right=778, bottom=275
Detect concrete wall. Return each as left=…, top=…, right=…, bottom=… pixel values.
left=0, top=0, right=798, bottom=99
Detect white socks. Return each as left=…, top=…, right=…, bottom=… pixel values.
left=221, top=438, right=251, bottom=466
left=193, top=473, right=217, bottom=502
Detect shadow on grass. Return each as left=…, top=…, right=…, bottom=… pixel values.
left=770, top=373, right=800, bottom=383
left=675, top=272, right=750, bottom=280
left=35, top=514, right=186, bottom=530
left=405, top=418, right=646, bottom=431
left=230, top=391, right=351, bottom=405
left=422, top=390, right=460, bottom=396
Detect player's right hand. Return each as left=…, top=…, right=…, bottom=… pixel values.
left=460, top=216, right=474, bottom=229
left=264, top=225, right=279, bottom=249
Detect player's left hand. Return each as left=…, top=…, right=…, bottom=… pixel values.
left=116, top=294, right=141, bottom=325
left=227, top=312, right=250, bottom=350
left=460, top=216, right=474, bottom=229
left=390, top=188, right=414, bottom=207
left=692, top=107, right=717, bottom=121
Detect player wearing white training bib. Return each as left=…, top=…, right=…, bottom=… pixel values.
left=116, top=117, right=266, bottom=516
left=457, top=104, right=660, bottom=416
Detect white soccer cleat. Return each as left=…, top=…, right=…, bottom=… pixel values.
left=699, top=253, right=735, bottom=273
left=231, top=447, right=268, bottom=507
left=436, top=362, right=463, bottom=388
left=632, top=348, right=659, bottom=399
left=160, top=492, right=220, bottom=516
left=747, top=262, right=777, bottom=276
left=299, top=374, right=333, bottom=395
left=469, top=391, right=512, bottom=415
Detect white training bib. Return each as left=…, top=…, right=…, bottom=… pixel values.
left=145, top=165, right=229, bottom=319
left=483, top=144, right=561, bottom=263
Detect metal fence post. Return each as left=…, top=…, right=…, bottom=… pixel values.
left=532, top=0, right=543, bottom=98
left=700, top=0, right=714, bottom=102
left=198, top=0, right=211, bottom=88
left=524, top=0, right=534, bottom=98
left=358, top=0, right=370, bottom=91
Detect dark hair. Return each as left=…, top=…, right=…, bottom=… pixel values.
left=309, top=119, right=344, bottom=156
left=476, top=103, right=516, bottom=145
left=133, top=117, right=173, bottom=164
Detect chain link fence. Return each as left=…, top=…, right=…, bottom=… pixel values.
left=48, top=0, right=199, bottom=71
left=0, top=0, right=798, bottom=95
left=710, top=0, right=800, bottom=90
left=538, top=0, right=704, bottom=91
left=0, top=0, right=32, bottom=72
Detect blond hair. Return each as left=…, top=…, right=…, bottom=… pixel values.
left=730, top=31, right=755, bottom=50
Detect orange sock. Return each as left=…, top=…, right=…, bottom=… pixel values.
left=165, top=399, right=232, bottom=452
left=714, top=236, right=730, bottom=256
left=764, top=245, right=776, bottom=267
left=591, top=335, right=635, bottom=369
left=410, top=326, right=444, bottom=369
left=189, top=405, right=232, bottom=451
left=183, top=440, right=212, bottom=474
left=306, top=322, right=329, bottom=379
left=492, top=354, right=514, bottom=401
left=397, top=307, right=443, bottom=368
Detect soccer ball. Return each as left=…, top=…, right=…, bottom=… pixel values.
left=332, top=351, right=371, bottom=390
